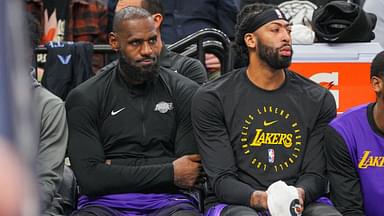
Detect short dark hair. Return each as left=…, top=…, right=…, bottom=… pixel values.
left=234, top=3, right=275, bottom=67
left=142, top=0, right=164, bottom=16
left=371, top=51, right=384, bottom=78
left=113, top=6, right=152, bottom=32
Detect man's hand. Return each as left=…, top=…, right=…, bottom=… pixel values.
left=205, top=53, right=221, bottom=73
left=250, top=190, right=268, bottom=210
left=173, top=154, right=202, bottom=189
left=296, top=187, right=305, bottom=212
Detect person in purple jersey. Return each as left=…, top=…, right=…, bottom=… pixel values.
left=66, top=7, right=203, bottom=216
left=325, top=50, right=384, bottom=216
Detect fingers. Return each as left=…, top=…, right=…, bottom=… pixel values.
left=186, top=154, right=201, bottom=161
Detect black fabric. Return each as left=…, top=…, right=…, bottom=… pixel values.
left=243, top=7, right=288, bottom=33
left=66, top=61, right=199, bottom=196
left=43, top=0, right=70, bottom=20
left=324, top=126, right=365, bottom=215
left=312, top=0, right=377, bottom=42
left=221, top=205, right=261, bottom=216
left=156, top=203, right=201, bottom=216
left=71, top=202, right=200, bottom=216
left=192, top=68, right=336, bottom=207
left=160, top=46, right=207, bottom=85
left=42, top=41, right=93, bottom=100
left=240, top=0, right=333, bottom=10
left=71, top=205, right=120, bottom=216
left=302, top=202, right=342, bottom=216
left=59, top=165, right=78, bottom=216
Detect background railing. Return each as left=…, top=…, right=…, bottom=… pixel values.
left=34, top=28, right=233, bottom=74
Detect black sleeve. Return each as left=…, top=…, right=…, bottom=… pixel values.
left=192, top=88, right=255, bottom=206
left=324, top=126, right=365, bottom=216
left=295, top=91, right=336, bottom=205
left=178, top=57, right=207, bottom=86
left=174, top=77, right=200, bottom=156
left=66, top=89, right=174, bottom=196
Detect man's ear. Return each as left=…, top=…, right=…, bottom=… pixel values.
left=244, top=33, right=257, bottom=49
left=371, top=76, right=383, bottom=95
left=152, top=13, right=163, bottom=29
left=109, top=32, right=119, bottom=51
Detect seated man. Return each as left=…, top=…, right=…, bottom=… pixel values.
left=27, top=12, right=68, bottom=215
left=66, top=7, right=202, bottom=216
left=191, top=4, right=340, bottom=216
left=115, top=0, right=208, bottom=85
left=324, top=50, right=384, bottom=216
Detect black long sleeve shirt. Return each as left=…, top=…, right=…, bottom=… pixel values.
left=192, top=68, right=336, bottom=207
left=66, top=61, right=199, bottom=196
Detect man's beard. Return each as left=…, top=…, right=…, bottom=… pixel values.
left=118, top=52, right=159, bottom=83
left=258, top=40, right=292, bottom=70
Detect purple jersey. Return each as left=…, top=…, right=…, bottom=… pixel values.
left=330, top=104, right=384, bottom=216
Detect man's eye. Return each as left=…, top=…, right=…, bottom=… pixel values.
left=130, top=41, right=140, bottom=46
left=149, top=38, right=157, bottom=45
left=272, top=28, right=280, bottom=32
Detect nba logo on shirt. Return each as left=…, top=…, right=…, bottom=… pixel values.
left=268, top=149, right=275, bottom=163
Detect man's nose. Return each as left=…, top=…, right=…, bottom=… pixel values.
left=281, top=28, right=291, bottom=43
left=140, top=42, right=153, bottom=56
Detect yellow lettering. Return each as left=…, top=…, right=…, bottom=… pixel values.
left=372, top=157, right=381, bottom=167
left=358, top=151, right=371, bottom=169
left=265, top=133, right=273, bottom=144
left=250, top=129, right=263, bottom=146
left=283, top=134, right=293, bottom=148
left=250, top=129, right=293, bottom=148
left=272, top=133, right=280, bottom=144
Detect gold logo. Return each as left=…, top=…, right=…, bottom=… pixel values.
left=358, top=151, right=384, bottom=169
left=240, top=105, right=303, bottom=172
left=263, top=120, right=278, bottom=126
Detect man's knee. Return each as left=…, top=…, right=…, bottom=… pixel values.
left=220, top=205, right=260, bottom=216
left=303, top=203, right=342, bottom=216
left=170, top=210, right=201, bottom=216
left=71, top=205, right=120, bottom=216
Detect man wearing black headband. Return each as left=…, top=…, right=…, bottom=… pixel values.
left=192, top=4, right=341, bottom=216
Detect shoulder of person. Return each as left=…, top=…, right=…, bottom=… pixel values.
left=287, top=69, right=332, bottom=96
left=331, top=104, right=369, bottom=126
left=66, top=61, right=117, bottom=104
left=34, top=85, right=64, bottom=110
left=166, top=50, right=205, bottom=70
left=199, top=67, right=243, bottom=91
left=159, top=66, right=200, bottom=90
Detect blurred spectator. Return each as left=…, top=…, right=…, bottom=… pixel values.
left=114, top=0, right=207, bottom=85
left=107, top=0, right=118, bottom=33
left=25, top=0, right=108, bottom=73
left=161, top=0, right=238, bottom=43
left=239, top=0, right=332, bottom=10
left=161, top=0, right=238, bottom=80
left=364, top=0, right=384, bottom=48
left=27, top=12, right=68, bottom=216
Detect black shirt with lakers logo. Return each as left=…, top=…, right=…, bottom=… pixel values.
left=192, top=67, right=336, bottom=207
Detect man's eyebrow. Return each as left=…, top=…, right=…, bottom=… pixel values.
left=267, top=21, right=290, bottom=27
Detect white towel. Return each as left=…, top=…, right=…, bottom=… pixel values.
left=267, top=180, right=302, bottom=216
